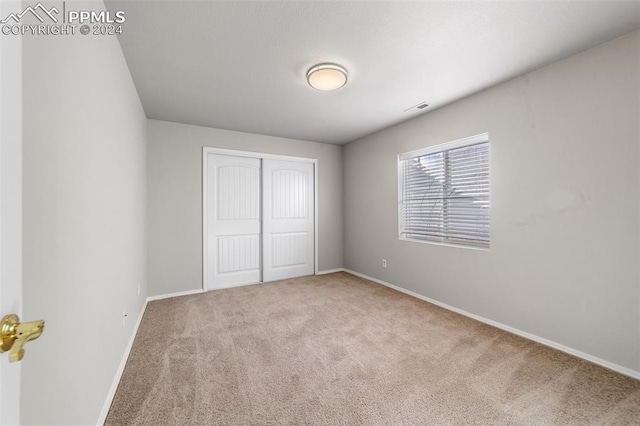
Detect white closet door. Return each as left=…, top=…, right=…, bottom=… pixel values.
left=207, top=154, right=261, bottom=289
left=262, top=159, right=315, bottom=282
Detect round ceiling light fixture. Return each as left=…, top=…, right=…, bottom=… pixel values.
left=306, top=63, right=348, bottom=91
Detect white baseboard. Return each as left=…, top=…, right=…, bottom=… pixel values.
left=147, top=288, right=204, bottom=301
left=96, top=299, right=148, bottom=425
left=344, top=269, right=640, bottom=381
left=316, top=268, right=345, bottom=275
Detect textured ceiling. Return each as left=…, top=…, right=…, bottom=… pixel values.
left=106, top=1, right=640, bottom=144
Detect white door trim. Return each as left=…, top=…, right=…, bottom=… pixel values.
left=0, top=3, right=23, bottom=422
left=202, top=147, right=319, bottom=291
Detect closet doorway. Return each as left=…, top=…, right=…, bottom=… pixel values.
left=203, top=148, right=317, bottom=290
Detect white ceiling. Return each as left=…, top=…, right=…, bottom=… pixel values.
left=106, top=1, right=640, bottom=144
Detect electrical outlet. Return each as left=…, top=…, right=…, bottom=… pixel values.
left=122, top=310, right=128, bottom=327
left=382, top=259, right=387, bottom=268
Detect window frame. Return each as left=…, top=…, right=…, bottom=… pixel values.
left=397, top=133, right=490, bottom=250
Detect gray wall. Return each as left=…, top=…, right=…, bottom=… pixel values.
left=148, top=120, right=343, bottom=296
left=344, top=32, right=640, bottom=373
left=21, top=2, right=148, bottom=423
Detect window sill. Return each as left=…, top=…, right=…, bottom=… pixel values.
left=399, top=236, right=490, bottom=251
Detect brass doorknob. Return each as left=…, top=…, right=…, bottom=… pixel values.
left=0, top=314, right=44, bottom=362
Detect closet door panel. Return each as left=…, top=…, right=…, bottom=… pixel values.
left=263, top=159, right=314, bottom=282
left=207, top=154, right=261, bottom=289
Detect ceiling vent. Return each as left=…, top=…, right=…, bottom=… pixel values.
left=404, top=102, right=430, bottom=112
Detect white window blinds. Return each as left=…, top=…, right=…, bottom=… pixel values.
left=399, top=134, right=490, bottom=248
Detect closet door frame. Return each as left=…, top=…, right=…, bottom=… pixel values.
left=202, top=147, right=318, bottom=291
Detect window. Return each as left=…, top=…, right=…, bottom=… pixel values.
left=398, top=134, right=490, bottom=249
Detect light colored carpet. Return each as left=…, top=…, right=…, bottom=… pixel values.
left=106, top=272, right=640, bottom=425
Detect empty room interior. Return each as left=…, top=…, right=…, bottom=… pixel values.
left=2, top=0, right=640, bottom=424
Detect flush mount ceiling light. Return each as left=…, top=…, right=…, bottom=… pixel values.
left=306, top=63, right=348, bottom=91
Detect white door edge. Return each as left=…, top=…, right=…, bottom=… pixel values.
left=0, top=2, right=23, bottom=422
